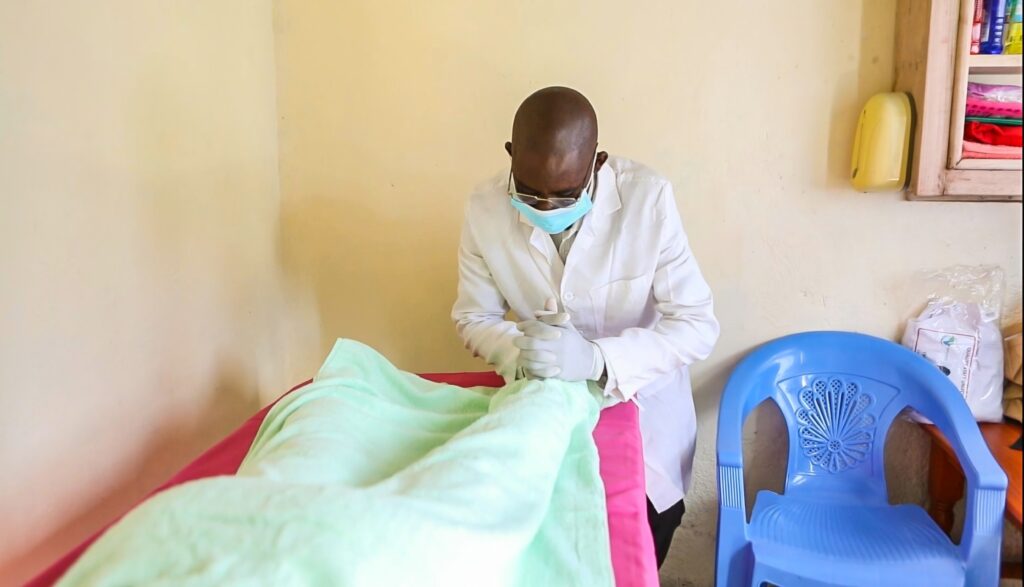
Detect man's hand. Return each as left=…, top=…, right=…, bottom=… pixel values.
left=532, top=297, right=571, bottom=327
left=514, top=310, right=603, bottom=382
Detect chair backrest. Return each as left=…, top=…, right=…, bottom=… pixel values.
left=718, top=331, right=976, bottom=504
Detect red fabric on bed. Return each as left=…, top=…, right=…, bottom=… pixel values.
left=27, top=375, right=656, bottom=587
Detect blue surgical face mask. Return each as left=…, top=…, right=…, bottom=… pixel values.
left=509, top=151, right=598, bottom=234
left=510, top=190, right=593, bottom=234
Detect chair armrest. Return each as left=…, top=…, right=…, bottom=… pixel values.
left=939, top=420, right=1008, bottom=587
left=960, top=483, right=1007, bottom=587
left=716, top=462, right=752, bottom=587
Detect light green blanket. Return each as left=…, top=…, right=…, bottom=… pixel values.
left=58, top=340, right=613, bottom=586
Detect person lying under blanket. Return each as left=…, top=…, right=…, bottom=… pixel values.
left=56, top=340, right=615, bottom=586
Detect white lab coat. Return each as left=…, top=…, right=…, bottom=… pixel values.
left=451, top=156, right=720, bottom=511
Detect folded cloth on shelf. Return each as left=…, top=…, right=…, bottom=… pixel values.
left=966, top=116, right=1023, bottom=126
left=962, top=139, right=1024, bottom=159
left=968, top=82, right=1023, bottom=103
left=56, top=340, right=614, bottom=587
left=966, top=96, right=1024, bottom=119
left=965, top=121, right=1024, bottom=147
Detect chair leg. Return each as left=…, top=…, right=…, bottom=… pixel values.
left=926, top=436, right=964, bottom=535
left=1001, top=560, right=1023, bottom=580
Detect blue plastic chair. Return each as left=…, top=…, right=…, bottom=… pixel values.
left=715, top=332, right=1007, bottom=587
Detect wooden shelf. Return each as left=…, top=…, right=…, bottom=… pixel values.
left=968, top=53, right=1024, bottom=74
left=895, top=0, right=1022, bottom=201
left=955, top=157, right=1023, bottom=170
left=908, top=168, right=1022, bottom=201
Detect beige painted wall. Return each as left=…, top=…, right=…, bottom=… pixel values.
left=0, top=2, right=286, bottom=584
left=2, top=0, right=1021, bottom=585
left=273, top=0, right=1022, bottom=584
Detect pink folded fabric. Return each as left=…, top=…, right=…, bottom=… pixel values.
left=963, top=139, right=1024, bottom=159
left=966, top=96, right=1023, bottom=119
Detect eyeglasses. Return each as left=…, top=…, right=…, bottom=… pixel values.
left=507, top=150, right=598, bottom=210
left=508, top=188, right=579, bottom=210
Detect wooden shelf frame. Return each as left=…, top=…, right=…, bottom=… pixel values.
left=895, top=0, right=1022, bottom=202
left=949, top=0, right=1023, bottom=175
left=956, top=157, right=1023, bottom=170
left=968, top=53, right=1024, bottom=74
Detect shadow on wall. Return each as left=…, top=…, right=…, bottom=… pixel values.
left=661, top=349, right=750, bottom=582
left=276, top=194, right=485, bottom=374
left=825, top=0, right=898, bottom=191
left=9, top=364, right=258, bottom=584
left=5, top=51, right=279, bottom=584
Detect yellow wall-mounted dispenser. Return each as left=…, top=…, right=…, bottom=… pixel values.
left=850, top=92, right=913, bottom=192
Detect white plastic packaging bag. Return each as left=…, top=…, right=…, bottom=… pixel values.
left=901, top=265, right=1005, bottom=423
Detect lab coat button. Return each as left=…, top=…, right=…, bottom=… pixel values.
left=563, top=292, right=575, bottom=302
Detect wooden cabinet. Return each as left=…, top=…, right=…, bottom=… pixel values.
left=896, top=0, right=1023, bottom=201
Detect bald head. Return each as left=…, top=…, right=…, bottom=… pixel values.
left=511, top=87, right=598, bottom=156
left=505, top=87, right=607, bottom=207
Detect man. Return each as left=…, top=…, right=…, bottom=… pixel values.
left=451, top=87, right=719, bottom=567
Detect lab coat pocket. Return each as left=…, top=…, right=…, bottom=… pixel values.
left=590, top=276, right=652, bottom=336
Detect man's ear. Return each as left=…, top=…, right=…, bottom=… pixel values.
left=505, top=141, right=513, bottom=157
left=595, top=151, right=609, bottom=172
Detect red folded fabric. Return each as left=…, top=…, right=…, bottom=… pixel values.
left=964, top=121, right=1023, bottom=147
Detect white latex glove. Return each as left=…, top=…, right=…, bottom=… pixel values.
left=516, top=298, right=570, bottom=379
left=514, top=316, right=604, bottom=382
left=532, top=297, right=571, bottom=327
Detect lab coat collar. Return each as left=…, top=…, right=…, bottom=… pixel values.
left=516, top=161, right=619, bottom=285
left=591, top=161, right=621, bottom=217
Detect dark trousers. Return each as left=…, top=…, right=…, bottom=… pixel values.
left=646, top=497, right=686, bottom=568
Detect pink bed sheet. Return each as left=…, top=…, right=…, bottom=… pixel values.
left=26, top=374, right=657, bottom=587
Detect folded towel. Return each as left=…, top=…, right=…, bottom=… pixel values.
left=962, top=139, right=1023, bottom=159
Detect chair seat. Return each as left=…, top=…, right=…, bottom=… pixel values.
left=749, top=491, right=964, bottom=583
